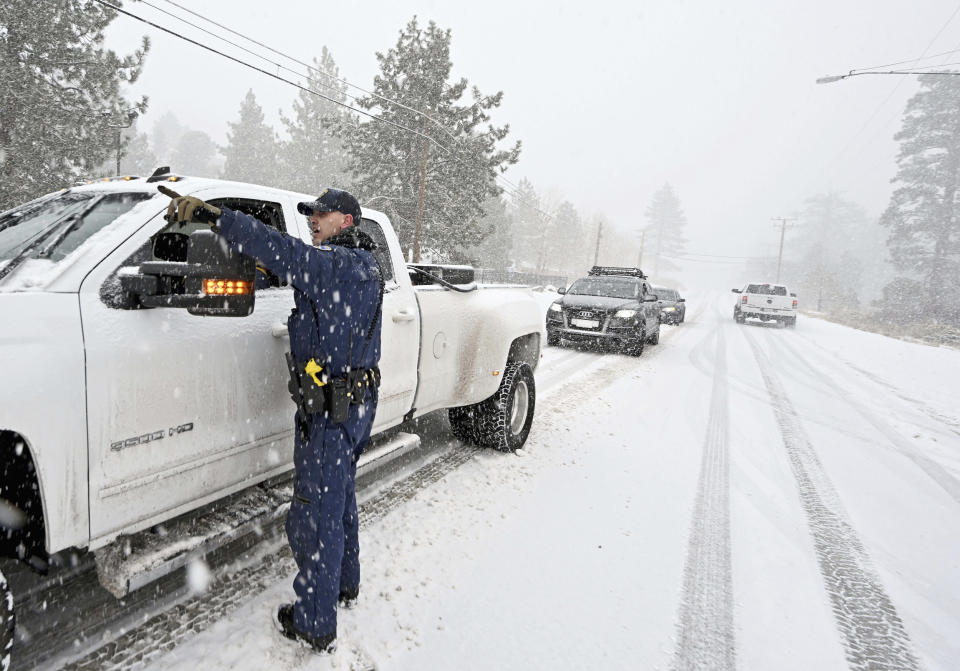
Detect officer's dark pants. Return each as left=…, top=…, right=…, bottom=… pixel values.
left=285, top=397, right=376, bottom=639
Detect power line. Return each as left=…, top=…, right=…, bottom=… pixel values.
left=155, top=0, right=481, bottom=150
left=813, top=3, right=960, bottom=185
left=97, top=0, right=563, bottom=229
left=850, top=45, right=960, bottom=72
left=92, top=0, right=456, bottom=154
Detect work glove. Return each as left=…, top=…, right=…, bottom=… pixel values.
left=158, top=185, right=222, bottom=225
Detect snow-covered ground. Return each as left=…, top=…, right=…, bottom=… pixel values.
left=140, top=292, right=960, bottom=670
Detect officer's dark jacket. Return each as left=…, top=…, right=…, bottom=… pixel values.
left=217, top=208, right=382, bottom=378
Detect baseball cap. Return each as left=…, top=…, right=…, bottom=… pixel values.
left=297, top=188, right=362, bottom=220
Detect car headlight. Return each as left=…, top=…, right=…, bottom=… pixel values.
left=614, top=309, right=637, bottom=319
left=548, top=303, right=562, bottom=313
left=662, top=307, right=676, bottom=312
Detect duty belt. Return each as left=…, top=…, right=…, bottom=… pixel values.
left=285, top=354, right=381, bottom=423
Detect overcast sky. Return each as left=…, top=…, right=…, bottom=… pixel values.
left=105, top=0, right=960, bottom=274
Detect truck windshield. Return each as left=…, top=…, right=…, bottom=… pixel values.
left=0, top=191, right=151, bottom=263
left=568, top=277, right=639, bottom=299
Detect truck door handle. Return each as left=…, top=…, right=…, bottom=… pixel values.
left=392, top=308, right=417, bottom=323
left=271, top=323, right=289, bottom=338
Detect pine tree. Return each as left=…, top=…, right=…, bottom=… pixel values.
left=171, top=130, right=220, bottom=178
left=280, top=48, right=351, bottom=194
left=643, top=183, right=688, bottom=277
left=537, top=200, right=582, bottom=277
left=0, top=0, right=149, bottom=209
left=794, top=192, right=869, bottom=312
left=343, top=17, right=520, bottom=261
left=881, top=73, right=960, bottom=324
left=510, top=179, right=547, bottom=271
left=468, top=195, right=513, bottom=273
left=221, top=90, right=281, bottom=186
left=118, top=127, right=158, bottom=177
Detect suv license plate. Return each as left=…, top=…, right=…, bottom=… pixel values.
left=571, top=318, right=600, bottom=328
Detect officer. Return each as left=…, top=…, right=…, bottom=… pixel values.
left=162, top=187, right=383, bottom=653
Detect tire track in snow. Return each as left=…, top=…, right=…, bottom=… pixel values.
left=50, top=342, right=668, bottom=671
left=672, top=323, right=735, bottom=671
left=743, top=331, right=920, bottom=671
left=767, top=332, right=960, bottom=506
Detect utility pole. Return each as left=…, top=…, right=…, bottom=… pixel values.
left=771, top=217, right=795, bottom=282
left=413, top=116, right=430, bottom=263
left=593, top=219, right=603, bottom=266
left=106, top=109, right=139, bottom=175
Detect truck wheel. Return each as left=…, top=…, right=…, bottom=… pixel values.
left=473, top=361, right=536, bottom=452
left=734, top=309, right=745, bottom=324
left=1, top=568, right=13, bottom=671
left=786, top=317, right=797, bottom=328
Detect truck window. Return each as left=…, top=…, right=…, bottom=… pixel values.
left=356, top=218, right=395, bottom=283
left=100, top=197, right=288, bottom=308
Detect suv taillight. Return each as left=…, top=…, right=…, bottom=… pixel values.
left=741, top=295, right=748, bottom=303
left=792, top=299, right=798, bottom=308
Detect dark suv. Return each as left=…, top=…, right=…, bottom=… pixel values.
left=652, top=286, right=686, bottom=324
left=545, top=266, right=661, bottom=356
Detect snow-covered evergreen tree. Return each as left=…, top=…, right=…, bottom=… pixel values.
left=0, top=0, right=149, bottom=209
left=880, top=73, right=960, bottom=325
left=171, top=130, right=220, bottom=178
left=509, top=179, right=547, bottom=271
left=222, top=90, right=281, bottom=187
left=280, top=48, right=352, bottom=194
left=343, top=17, right=520, bottom=261
left=468, top=195, right=513, bottom=273
left=118, top=127, right=158, bottom=177
left=643, top=183, right=688, bottom=277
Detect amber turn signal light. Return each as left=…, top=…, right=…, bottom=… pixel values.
left=204, top=279, right=250, bottom=295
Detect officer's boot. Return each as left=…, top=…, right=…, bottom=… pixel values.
left=276, top=604, right=336, bottom=653
left=338, top=586, right=359, bottom=610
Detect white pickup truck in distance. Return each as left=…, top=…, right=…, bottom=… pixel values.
left=0, top=173, right=542, bottom=632
left=732, top=282, right=797, bottom=327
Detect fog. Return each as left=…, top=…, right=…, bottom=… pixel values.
left=98, top=0, right=956, bottom=300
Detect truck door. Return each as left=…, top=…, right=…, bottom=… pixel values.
left=279, top=202, right=419, bottom=432
left=351, top=216, right=419, bottom=431
left=80, top=190, right=295, bottom=540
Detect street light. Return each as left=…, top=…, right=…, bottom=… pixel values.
left=816, top=69, right=960, bottom=84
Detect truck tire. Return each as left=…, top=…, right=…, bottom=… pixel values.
left=734, top=308, right=745, bottom=324
left=473, top=361, right=536, bottom=452
left=1, top=568, right=12, bottom=671
left=786, top=317, right=797, bottom=328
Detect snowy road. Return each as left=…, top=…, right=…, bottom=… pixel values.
left=37, top=293, right=960, bottom=670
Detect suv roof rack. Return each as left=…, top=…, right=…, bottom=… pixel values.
left=588, top=266, right=647, bottom=279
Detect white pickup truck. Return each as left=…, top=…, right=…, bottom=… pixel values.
left=0, top=174, right=542, bottom=645
left=732, top=282, right=798, bottom=327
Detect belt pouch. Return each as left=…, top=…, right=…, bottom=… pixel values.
left=328, top=378, right=350, bottom=423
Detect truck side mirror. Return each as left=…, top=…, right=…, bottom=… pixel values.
left=731, top=288, right=741, bottom=293
left=557, top=286, right=566, bottom=295
left=790, top=292, right=797, bottom=297
left=678, top=297, right=685, bottom=302
left=120, top=230, right=256, bottom=316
